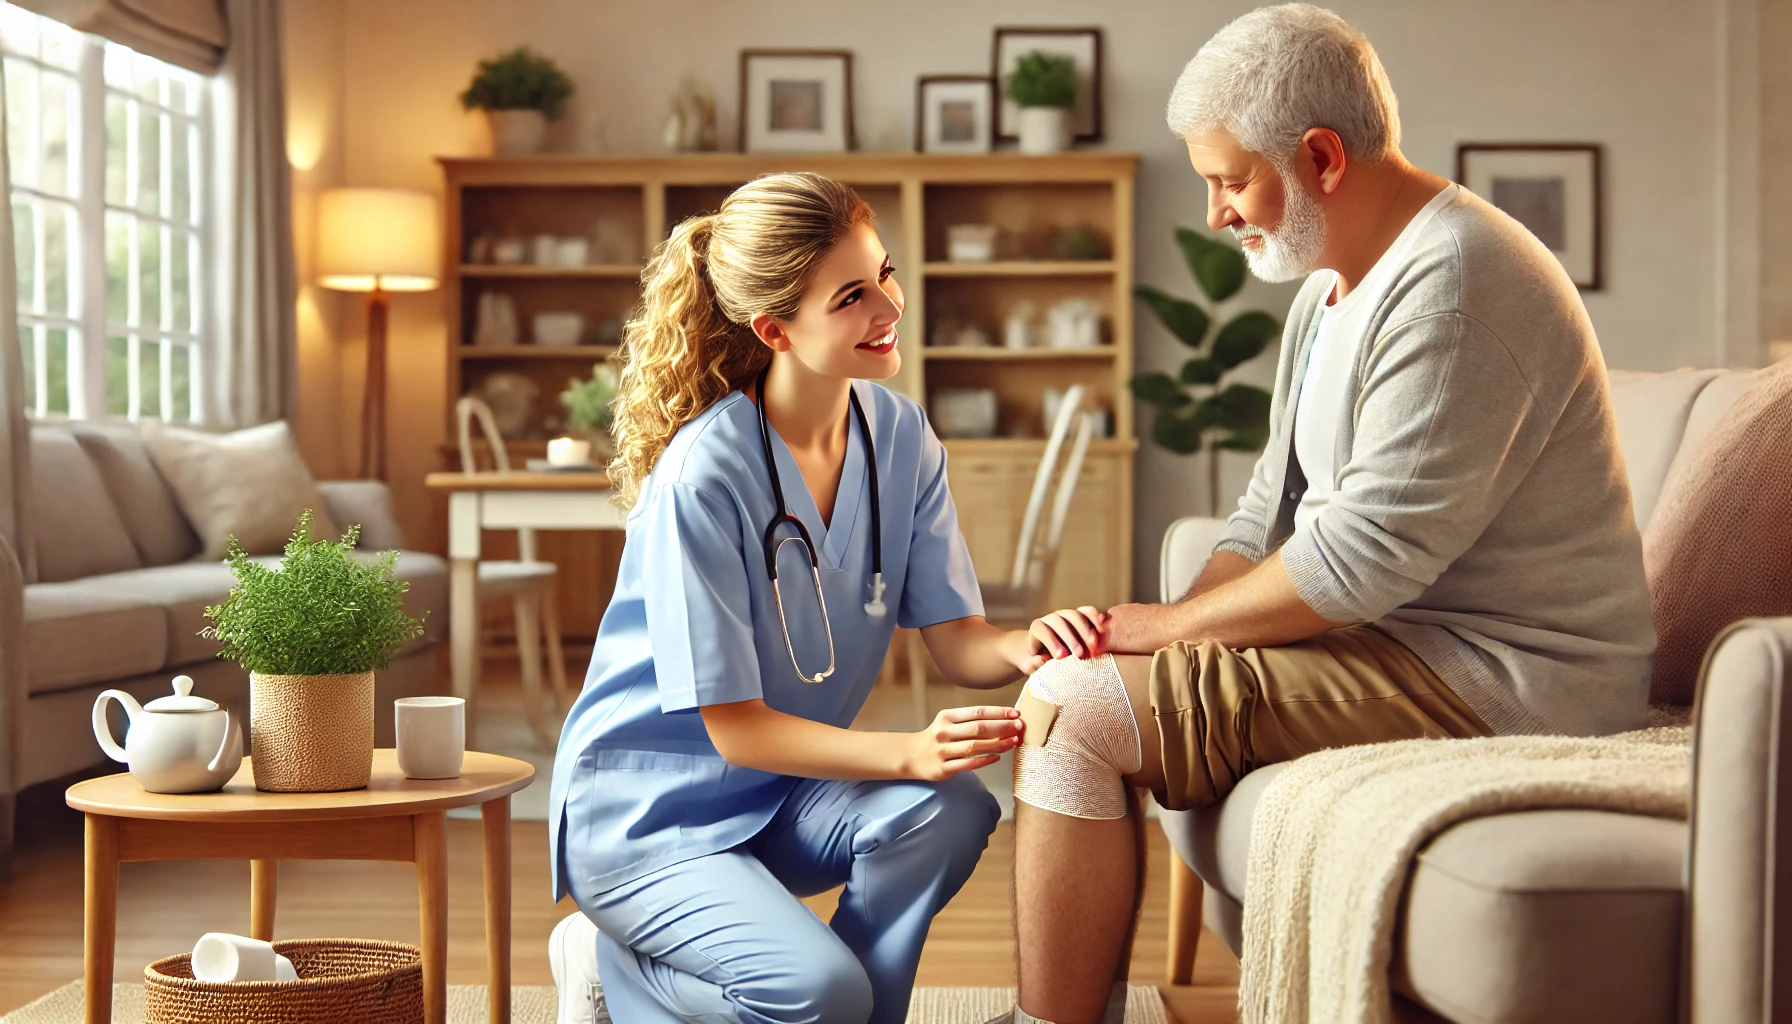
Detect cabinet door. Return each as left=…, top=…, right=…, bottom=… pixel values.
left=1046, top=454, right=1120, bottom=610
left=945, top=455, right=1024, bottom=587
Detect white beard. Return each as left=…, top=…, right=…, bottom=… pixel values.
left=1233, top=163, right=1327, bottom=283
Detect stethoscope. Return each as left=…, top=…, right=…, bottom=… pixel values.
left=756, top=366, right=886, bottom=684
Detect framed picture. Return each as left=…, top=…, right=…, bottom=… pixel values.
left=915, top=75, right=994, bottom=154
left=992, top=27, right=1103, bottom=143
left=739, top=49, right=854, bottom=153
left=1457, top=143, right=1603, bottom=290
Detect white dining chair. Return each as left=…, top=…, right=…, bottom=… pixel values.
left=455, top=396, right=573, bottom=748
left=904, top=384, right=1097, bottom=726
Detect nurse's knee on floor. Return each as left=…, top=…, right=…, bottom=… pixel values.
left=739, top=940, right=873, bottom=1024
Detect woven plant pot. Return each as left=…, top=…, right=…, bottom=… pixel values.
left=144, top=938, right=421, bottom=1024
left=250, top=671, right=375, bottom=792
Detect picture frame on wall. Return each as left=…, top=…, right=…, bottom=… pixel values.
left=915, top=75, right=994, bottom=154
left=1457, top=143, right=1603, bottom=290
left=992, top=26, right=1103, bottom=144
left=739, top=49, right=854, bottom=153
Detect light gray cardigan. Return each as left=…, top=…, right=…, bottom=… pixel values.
left=1216, top=188, right=1655, bottom=736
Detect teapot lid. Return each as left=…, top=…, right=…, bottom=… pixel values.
left=145, top=675, right=220, bottom=713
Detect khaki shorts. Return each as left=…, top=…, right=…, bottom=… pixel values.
left=1148, top=624, right=1491, bottom=811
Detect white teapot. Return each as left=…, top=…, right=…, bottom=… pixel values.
left=92, top=675, right=244, bottom=793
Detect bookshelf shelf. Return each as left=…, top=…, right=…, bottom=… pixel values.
left=439, top=152, right=1139, bottom=628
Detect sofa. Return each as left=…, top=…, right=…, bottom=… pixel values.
left=0, top=420, right=449, bottom=865
left=1156, top=366, right=1786, bottom=1022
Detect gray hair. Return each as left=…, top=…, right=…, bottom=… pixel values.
left=1166, top=4, right=1401, bottom=164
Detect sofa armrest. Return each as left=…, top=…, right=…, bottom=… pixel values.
left=317, top=480, right=406, bottom=552
left=0, top=530, right=22, bottom=867
left=1159, top=516, right=1232, bottom=604
left=1688, top=617, right=1792, bottom=1022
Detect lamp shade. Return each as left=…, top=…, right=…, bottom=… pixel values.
left=316, top=188, right=440, bottom=292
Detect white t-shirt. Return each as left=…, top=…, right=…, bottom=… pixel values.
left=1292, top=184, right=1460, bottom=536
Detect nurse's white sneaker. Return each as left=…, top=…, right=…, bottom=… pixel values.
left=548, top=911, right=606, bottom=1024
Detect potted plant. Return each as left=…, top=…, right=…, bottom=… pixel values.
left=201, top=510, right=426, bottom=793
left=557, top=362, right=620, bottom=466
left=1005, top=50, right=1077, bottom=154
left=458, top=45, right=574, bottom=155
left=1129, top=226, right=1281, bottom=515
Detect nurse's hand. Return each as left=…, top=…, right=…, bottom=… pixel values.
left=1018, top=606, right=1108, bottom=669
left=902, top=706, right=1024, bottom=781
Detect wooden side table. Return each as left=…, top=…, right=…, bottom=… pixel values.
left=66, top=750, right=534, bottom=1024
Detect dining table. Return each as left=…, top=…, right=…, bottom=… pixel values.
left=424, top=470, right=625, bottom=747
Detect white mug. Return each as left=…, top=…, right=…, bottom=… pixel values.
left=193, top=932, right=277, bottom=982
left=396, top=697, right=466, bottom=780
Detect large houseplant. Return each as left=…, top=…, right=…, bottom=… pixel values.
left=458, top=46, right=574, bottom=155
left=1129, top=227, right=1281, bottom=515
left=202, top=510, right=426, bottom=792
left=1005, top=50, right=1077, bottom=154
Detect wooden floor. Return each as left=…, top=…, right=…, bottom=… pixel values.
left=0, top=669, right=1241, bottom=1022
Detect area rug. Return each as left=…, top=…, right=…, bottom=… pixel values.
left=2, top=981, right=1170, bottom=1023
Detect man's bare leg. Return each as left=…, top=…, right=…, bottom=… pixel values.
left=1012, top=654, right=1163, bottom=1023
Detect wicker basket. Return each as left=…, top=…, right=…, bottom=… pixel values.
left=250, top=671, right=375, bottom=792
left=143, top=938, right=422, bottom=1024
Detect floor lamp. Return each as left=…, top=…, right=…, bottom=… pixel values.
left=317, top=188, right=440, bottom=480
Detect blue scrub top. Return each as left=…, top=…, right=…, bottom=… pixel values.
left=549, top=380, right=984, bottom=899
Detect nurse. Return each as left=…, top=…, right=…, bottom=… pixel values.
left=549, top=171, right=1107, bottom=1024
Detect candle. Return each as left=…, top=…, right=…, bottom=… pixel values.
left=546, top=436, right=590, bottom=468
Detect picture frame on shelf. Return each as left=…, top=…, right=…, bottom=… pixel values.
left=1456, top=143, right=1603, bottom=290
left=738, top=49, right=855, bottom=153
left=992, top=27, right=1103, bottom=143
left=915, top=75, right=994, bottom=154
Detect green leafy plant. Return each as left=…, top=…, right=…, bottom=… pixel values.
left=458, top=46, right=574, bottom=119
left=559, top=362, right=619, bottom=436
left=1005, top=50, right=1077, bottom=109
left=1129, top=227, right=1280, bottom=515
left=201, top=510, right=426, bottom=676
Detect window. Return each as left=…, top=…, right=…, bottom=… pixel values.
left=1, top=3, right=207, bottom=423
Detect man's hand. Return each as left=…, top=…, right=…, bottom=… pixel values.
left=1100, top=602, right=1185, bottom=654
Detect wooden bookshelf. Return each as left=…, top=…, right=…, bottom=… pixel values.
left=438, top=153, right=1139, bottom=634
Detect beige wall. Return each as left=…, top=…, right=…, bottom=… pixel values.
left=285, top=0, right=1765, bottom=599
left=283, top=0, right=349, bottom=480
left=1761, top=0, right=1792, bottom=351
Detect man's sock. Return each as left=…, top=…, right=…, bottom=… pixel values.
left=985, top=983, right=1127, bottom=1024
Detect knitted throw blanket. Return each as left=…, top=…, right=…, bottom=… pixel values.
left=1237, top=724, right=1693, bottom=1023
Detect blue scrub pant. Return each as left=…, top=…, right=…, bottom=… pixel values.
left=568, top=772, right=1000, bottom=1024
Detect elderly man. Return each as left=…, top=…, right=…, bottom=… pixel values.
left=988, top=6, right=1655, bottom=1023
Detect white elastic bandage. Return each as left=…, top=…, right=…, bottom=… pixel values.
left=1012, top=655, right=1142, bottom=820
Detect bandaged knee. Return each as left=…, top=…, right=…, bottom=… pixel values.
left=1012, top=655, right=1142, bottom=820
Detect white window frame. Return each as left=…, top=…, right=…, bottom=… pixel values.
left=3, top=7, right=209, bottom=423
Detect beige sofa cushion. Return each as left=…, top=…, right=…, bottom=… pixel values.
left=1394, top=810, right=1682, bottom=1024
left=66, top=421, right=198, bottom=566
left=95, top=550, right=450, bottom=670
left=29, top=427, right=142, bottom=583
left=23, top=579, right=166, bottom=695
left=1606, top=368, right=1727, bottom=532
left=140, top=421, right=340, bottom=559
left=1162, top=770, right=1683, bottom=1024
left=1644, top=361, right=1792, bottom=705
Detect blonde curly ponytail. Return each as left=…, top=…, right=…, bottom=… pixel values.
left=608, top=172, right=873, bottom=506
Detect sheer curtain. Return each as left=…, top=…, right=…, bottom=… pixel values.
left=0, top=61, right=25, bottom=868
left=206, top=0, right=295, bottom=429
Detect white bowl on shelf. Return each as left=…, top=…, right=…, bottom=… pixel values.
left=532, top=311, right=584, bottom=348
left=930, top=388, right=999, bottom=439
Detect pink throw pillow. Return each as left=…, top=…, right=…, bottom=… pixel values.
left=1644, top=361, right=1792, bottom=705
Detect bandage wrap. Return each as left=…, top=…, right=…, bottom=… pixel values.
left=1012, top=655, right=1142, bottom=820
